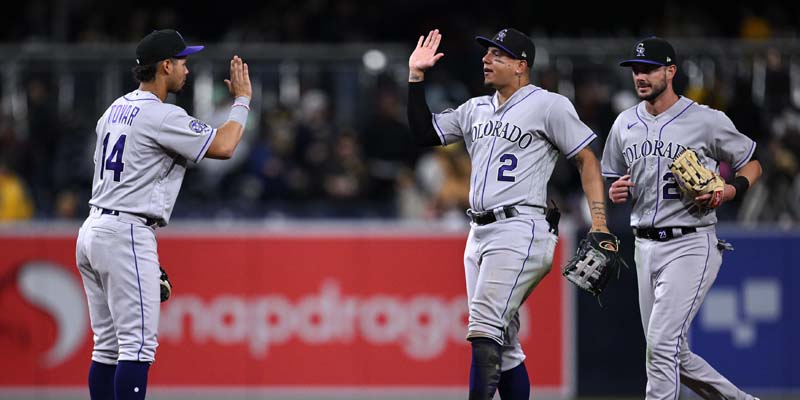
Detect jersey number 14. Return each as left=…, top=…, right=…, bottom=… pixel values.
left=100, top=132, right=126, bottom=182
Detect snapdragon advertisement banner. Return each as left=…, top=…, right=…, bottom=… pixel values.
left=0, top=230, right=570, bottom=393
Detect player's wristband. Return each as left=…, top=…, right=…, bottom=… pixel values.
left=228, top=96, right=251, bottom=127
left=731, top=175, right=750, bottom=200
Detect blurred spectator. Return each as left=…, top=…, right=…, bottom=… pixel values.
left=409, top=143, right=471, bottom=224
left=740, top=12, right=772, bottom=40
left=21, top=78, right=61, bottom=217
left=241, top=106, right=296, bottom=203
left=0, top=4, right=798, bottom=223
left=763, top=48, right=792, bottom=115
left=0, top=157, right=34, bottom=221
left=295, top=89, right=336, bottom=201
left=321, top=129, right=369, bottom=216
left=361, top=78, right=419, bottom=216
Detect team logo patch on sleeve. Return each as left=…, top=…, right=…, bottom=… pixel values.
left=189, top=119, right=210, bottom=134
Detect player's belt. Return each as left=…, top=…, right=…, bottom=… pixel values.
left=633, top=226, right=697, bottom=241
left=466, top=206, right=519, bottom=225
left=100, top=208, right=162, bottom=227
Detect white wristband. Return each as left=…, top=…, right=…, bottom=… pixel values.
left=228, top=96, right=250, bottom=127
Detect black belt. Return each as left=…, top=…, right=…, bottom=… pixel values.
left=100, top=208, right=161, bottom=227
left=467, top=204, right=561, bottom=234
left=466, top=206, right=520, bottom=225
left=634, top=226, right=697, bottom=241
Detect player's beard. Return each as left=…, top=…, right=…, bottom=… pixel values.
left=637, top=76, right=667, bottom=102
left=169, top=77, right=186, bottom=94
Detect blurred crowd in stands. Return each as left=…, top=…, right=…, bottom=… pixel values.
left=0, top=1, right=798, bottom=227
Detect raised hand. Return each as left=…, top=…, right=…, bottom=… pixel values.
left=609, top=175, right=634, bottom=204
left=408, top=29, right=444, bottom=81
left=224, top=55, right=252, bottom=99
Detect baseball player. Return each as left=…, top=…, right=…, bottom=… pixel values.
left=407, top=29, right=611, bottom=400
left=75, top=29, right=251, bottom=400
left=602, top=37, right=762, bottom=400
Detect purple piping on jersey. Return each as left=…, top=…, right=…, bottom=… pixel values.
left=602, top=170, right=623, bottom=177
left=733, top=141, right=756, bottom=171
left=471, top=169, right=480, bottom=210
left=672, top=233, right=711, bottom=400
left=122, top=96, right=159, bottom=102
left=476, top=103, right=491, bottom=107
left=480, top=136, right=500, bottom=210
left=478, top=88, right=541, bottom=209
left=651, top=101, right=695, bottom=226
left=634, top=106, right=651, bottom=227
left=130, top=225, right=145, bottom=362
left=194, top=129, right=217, bottom=163
left=500, top=219, right=536, bottom=322
left=635, top=106, right=650, bottom=132
left=432, top=114, right=448, bottom=145
left=472, top=96, right=497, bottom=208
left=564, top=132, right=597, bottom=159
left=499, top=89, right=540, bottom=120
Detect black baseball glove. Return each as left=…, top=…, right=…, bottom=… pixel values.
left=159, top=266, right=172, bottom=303
left=561, top=231, right=627, bottom=297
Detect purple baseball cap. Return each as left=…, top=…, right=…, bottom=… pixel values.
left=136, top=29, right=204, bottom=65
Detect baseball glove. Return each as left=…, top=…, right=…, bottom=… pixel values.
left=159, top=267, right=172, bottom=303
left=669, top=148, right=725, bottom=208
left=562, top=231, right=626, bottom=297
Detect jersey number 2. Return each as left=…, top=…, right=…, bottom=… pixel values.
left=662, top=172, right=681, bottom=200
left=100, top=132, right=126, bottom=182
left=497, top=154, right=518, bottom=182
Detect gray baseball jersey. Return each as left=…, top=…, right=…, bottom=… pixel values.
left=432, top=84, right=595, bottom=372
left=432, top=84, right=597, bottom=211
left=89, top=89, right=217, bottom=225
left=602, top=96, right=758, bottom=400
left=76, top=89, right=217, bottom=366
left=601, top=96, right=756, bottom=228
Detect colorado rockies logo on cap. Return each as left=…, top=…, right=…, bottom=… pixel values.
left=475, top=28, right=536, bottom=64
left=496, top=29, right=507, bottom=42
left=619, top=37, right=677, bottom=67
left=636, top=42, right=646, bottom=57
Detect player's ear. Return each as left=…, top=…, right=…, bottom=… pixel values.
left=518, top=60, right=529, bottom=75
left=160, top=59, right=172, bottom=75
left=666, top=64, right=676, bottom=79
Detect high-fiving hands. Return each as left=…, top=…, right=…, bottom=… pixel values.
left=409, top=29, right=445, bottom=82
left=224, top=55, right=252, bottom=99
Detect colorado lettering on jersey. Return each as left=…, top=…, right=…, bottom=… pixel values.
left=623, top=139, right=688, bottom=166
left=471, top=120, right=534, bottom=149
left=107, top=104, right=141, bottom=126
